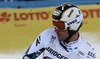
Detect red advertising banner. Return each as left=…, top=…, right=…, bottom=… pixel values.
left=0, top=5, right=100, bottom=53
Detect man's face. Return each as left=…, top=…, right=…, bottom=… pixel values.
left=54, top=28, right=69, bottom=41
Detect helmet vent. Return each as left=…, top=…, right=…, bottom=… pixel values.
left=62, top=6, right=64, bottom=10
left=68, top=9, right=74, bottom=17
left=61, top=4, right=66, bottom=10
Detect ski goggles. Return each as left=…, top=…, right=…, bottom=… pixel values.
left=52, top=12, right=83, bottom=31
left=52, top=17, right=82, bottom=31
left=52, top=20, right=67, bottom=31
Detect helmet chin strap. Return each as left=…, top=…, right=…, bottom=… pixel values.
left=63, top=34, right=73, bottom=43
left=63, top=22, right=82, bottom=43
left=63, top=27, right=76, bottom=43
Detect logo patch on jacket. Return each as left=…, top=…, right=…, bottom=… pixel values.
left=50, top=36, right=56, bottom=43
left=87, top=51, right=96, bottom=58
left=45, top=47, right=68, bottom=59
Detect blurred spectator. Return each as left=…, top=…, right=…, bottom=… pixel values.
left=96, top=3, right=99, bottom=5
left=24, top=0, right=51, bottom=1
left=18, top=6, right=21, bottom=9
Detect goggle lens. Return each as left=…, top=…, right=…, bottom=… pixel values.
left=53, top=20, right=67, bottom=31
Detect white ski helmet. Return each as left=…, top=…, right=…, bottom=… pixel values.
left=52, top=3, right=83, bottom=42
left=52, top=3, right=83, bottom=34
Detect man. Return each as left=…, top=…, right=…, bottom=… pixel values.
left=22, top=3, right=96, bottom=59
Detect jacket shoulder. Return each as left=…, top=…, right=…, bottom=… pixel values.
left=40, top=29, right=54, bottom=35
left=78, top=41, right=96, bottom=59
left=39, top=29, right=55, bottom=39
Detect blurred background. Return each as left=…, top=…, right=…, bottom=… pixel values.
left=0, top=0, right=100, bottom=59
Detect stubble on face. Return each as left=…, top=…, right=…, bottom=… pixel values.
left=55, top=29, right=69, bottom=41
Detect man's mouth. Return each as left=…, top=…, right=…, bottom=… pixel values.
left=57, top=34, right=61, bottom=37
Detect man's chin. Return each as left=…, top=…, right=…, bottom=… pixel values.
left=58, top=38, right=64, bottom=41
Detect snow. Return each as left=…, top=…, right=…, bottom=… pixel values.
left=0, top=32, right=100, bottom=59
